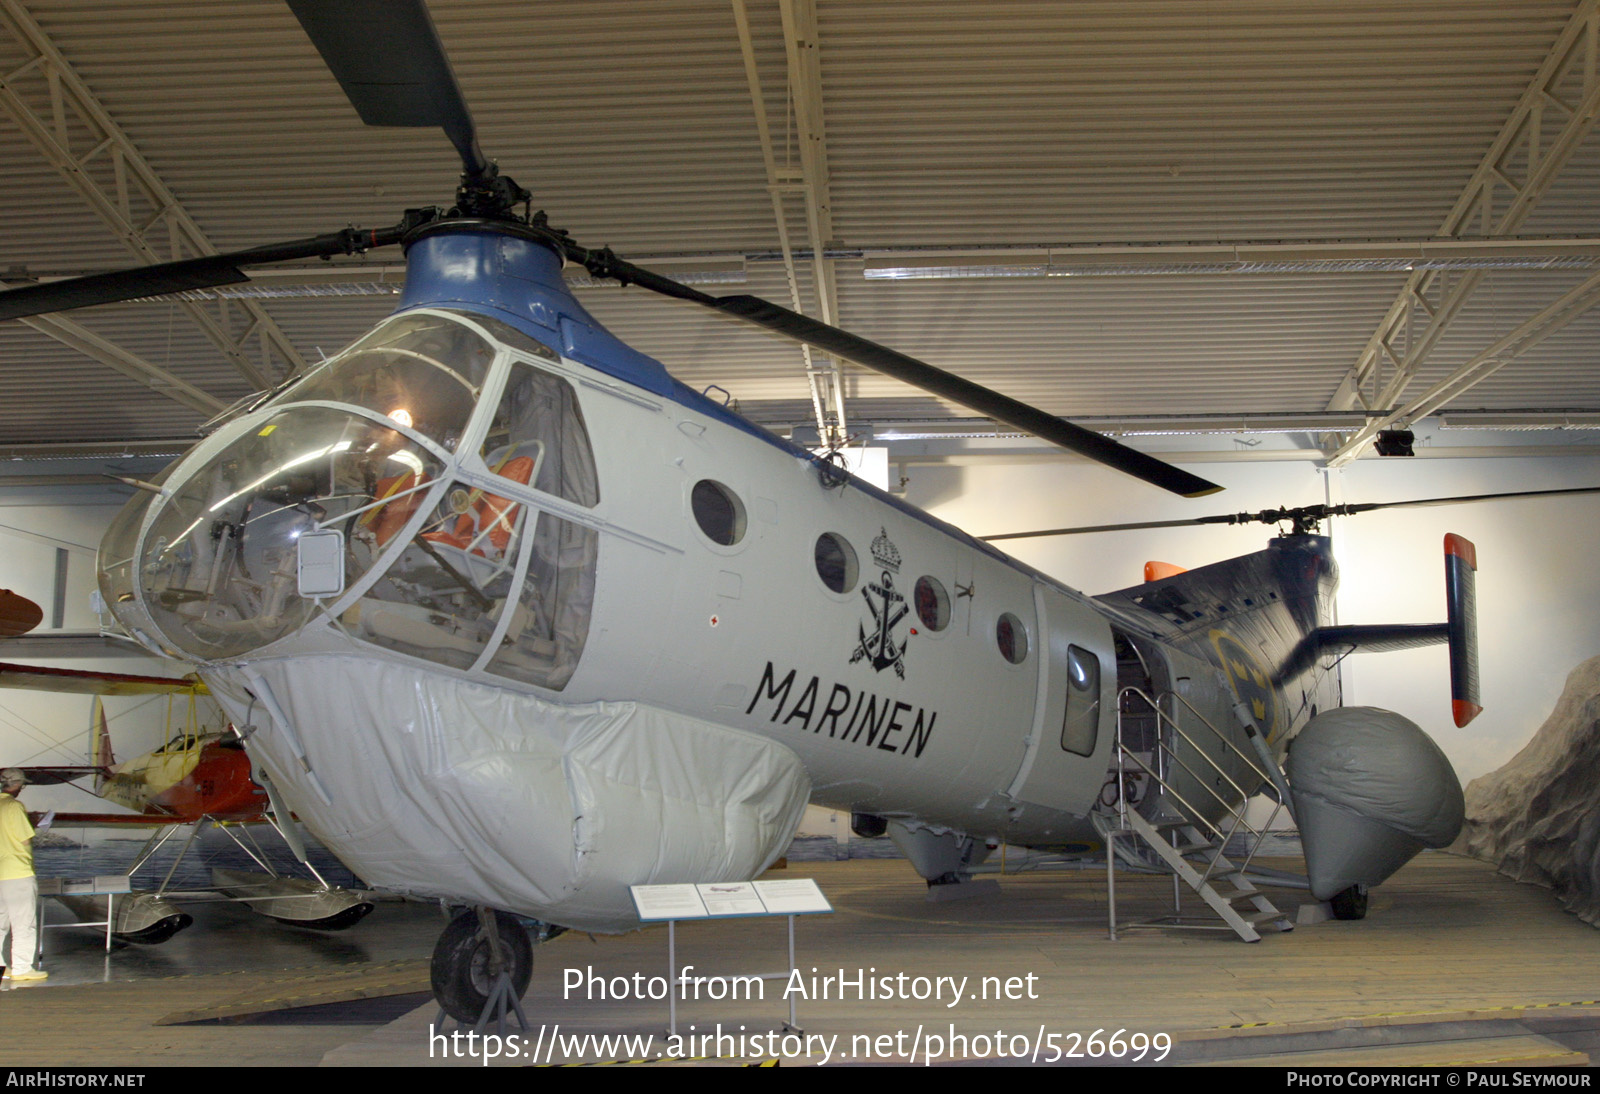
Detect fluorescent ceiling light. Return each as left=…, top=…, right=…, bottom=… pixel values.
left=864, top=238, right=1600, bottom=280
left=867, top=256, right=1600, bottom=279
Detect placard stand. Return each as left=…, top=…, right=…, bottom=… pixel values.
left=36, top=875, right=132, bottom=954
left=631, top=878, right=832, bottom=1037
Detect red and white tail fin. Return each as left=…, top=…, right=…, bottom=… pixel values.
left=90, top=696, right=115, bottom=792
left=1444, top=533, right=1481, bottom=727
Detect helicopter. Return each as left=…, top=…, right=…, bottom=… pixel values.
left=0, top=0, right=1589, bottom=1023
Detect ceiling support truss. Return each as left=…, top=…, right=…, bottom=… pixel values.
left=734, top=0, right=849, bottom=447
left=14, top=311, right=227, bottom=417
left=1324, top=0, right=1600, bottom=450
left=1325, top=269, right=1600, bottom=466
left=0, top=0, right=308, bottom=397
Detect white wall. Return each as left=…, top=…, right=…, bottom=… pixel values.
left=904, top=451, right=1600, bottom=783
left=0, top=487, right=198, bottom=814
left=0, top=503, right=111, bottom=633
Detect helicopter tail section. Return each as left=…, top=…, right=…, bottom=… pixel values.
left=1444, top=533, right=1481, bottom=727
left=1297, top=532, right=1480, bottom=728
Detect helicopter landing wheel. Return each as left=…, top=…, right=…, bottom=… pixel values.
left=430, top=908, right=534, bottom=1025
left=1329, top=883, right=1370, bottom=920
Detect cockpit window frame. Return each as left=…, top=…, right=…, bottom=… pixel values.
left=266, top=312, right=496, bottom=454
left=298, top=314, right=607, bottom=684
left=114, top=307, right=615, bottom=687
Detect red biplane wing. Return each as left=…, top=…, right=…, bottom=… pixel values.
left=43, top=811, right=269, bottom=827
left=41, top=811, right=184, bottom=828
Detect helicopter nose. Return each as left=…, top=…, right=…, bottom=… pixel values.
left=97, top=405, right=446, bottom=662
left=98, top=464, right=182, bottom=658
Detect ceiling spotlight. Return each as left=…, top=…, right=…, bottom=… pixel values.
left=1374, top=429, right=1416, bottom=457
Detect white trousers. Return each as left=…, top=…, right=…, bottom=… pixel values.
left=0, top=875, right=39, bottom=975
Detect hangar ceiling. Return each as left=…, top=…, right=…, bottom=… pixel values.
left=0, top=0, right=1597, bottom=462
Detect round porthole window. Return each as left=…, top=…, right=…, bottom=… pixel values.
left=914, top=576, right=950, bottom=631
left=814, top=533, right=858, bottom=593
left=691, top=480, right=745, bottom=546
left=997, top=612, right=1028, bottom=664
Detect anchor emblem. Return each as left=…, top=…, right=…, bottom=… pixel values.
left=850, top=528, right=909, bottom=679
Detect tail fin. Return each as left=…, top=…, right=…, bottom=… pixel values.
left=1444, top=534, right=1481, bottom=727
left=90, top=696, right=115, bottom=792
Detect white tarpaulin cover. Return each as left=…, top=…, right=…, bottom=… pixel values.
left=205, top=656, right=811, bottom=932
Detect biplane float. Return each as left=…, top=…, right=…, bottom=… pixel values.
left=1, top=661, right=371, bottom=941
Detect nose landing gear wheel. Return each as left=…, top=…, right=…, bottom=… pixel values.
left=430, top=907, right=534, bottom=1025
left=1330, top=883, right=1370, bottom=920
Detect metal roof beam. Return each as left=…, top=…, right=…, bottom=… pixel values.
left=21, top=236, right=1600, bottom=289
left=14, top=311, right=227, bottom=417
left=731, top=0, right=833, bottom=443
left=1324, top=269, right=1600, bottom=467
left=1324, top=0, right=1600, bottom=426
left=776, top=0, right=849, bottom=446
left=0, top=0, right=308, bottom=393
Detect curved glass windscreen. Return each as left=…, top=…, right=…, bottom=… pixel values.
left=103, top=308, right=602, bottom=687
left=481, top=362, right=599, bottom=507
left=274, top=313, right=494, bottom=453
left=340, top=477, right=597, bottom=690
left=137, top=406, right=443, bottom=659
left=97, top=464, right=177, bottom=650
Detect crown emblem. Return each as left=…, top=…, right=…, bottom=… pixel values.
left=870, top=527, right=901, bottom=573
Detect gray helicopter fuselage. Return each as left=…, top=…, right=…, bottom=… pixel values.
left=95, top=225, right=1343, bottom=931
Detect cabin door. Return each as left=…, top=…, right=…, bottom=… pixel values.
left=1005, top=584, right=1116, bottom=814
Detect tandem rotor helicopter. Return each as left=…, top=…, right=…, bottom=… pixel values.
left=1, top=0, right=1594, bottom=1023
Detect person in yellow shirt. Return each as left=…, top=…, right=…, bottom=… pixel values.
left=0, top=767, right=46, bottom=983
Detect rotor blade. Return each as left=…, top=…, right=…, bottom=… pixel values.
left=0, top=224, right=412, bottom=321
left=983, top=517, right=1221, bottom=541
left=568, top=246, right=1223, bottom=498
left=983, top=485, right=1600, bottom=541
left=1337, top=485, right=1600, bottom=513
left=285, top=0, right=487, bottom=177
left=714, top=297, right=1223, bottom=498
left=0, top=256, right=251, bottom=319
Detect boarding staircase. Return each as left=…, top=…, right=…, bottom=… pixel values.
left=1094, top=686, right=1296, bottom=942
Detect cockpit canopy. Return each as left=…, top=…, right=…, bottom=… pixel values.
left=271, top=312, right=493, bottom=452
left=99, top=309, right=600, bottom=691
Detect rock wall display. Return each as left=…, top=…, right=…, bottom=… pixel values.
left=1454, top=655, right=1600, bottom=926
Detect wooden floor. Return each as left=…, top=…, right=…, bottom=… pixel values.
left=3, top=851, right=1597, bottom=1067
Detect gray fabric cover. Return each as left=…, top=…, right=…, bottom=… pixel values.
left=1287, top=706, right=1464, bottom=847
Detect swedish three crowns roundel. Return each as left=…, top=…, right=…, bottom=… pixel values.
left=1209, top=629, right=1281, bottom=742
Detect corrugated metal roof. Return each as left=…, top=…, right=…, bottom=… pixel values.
left=0, top=0, right=1595, bottom=450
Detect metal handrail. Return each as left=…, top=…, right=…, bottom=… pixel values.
left=1158, top=688, right=1276, bottom=789
left=1110, top=686, right=1285, bottom=867
left=1157, top=748, right=1233, bottom=832
left=1232, top=799, right=1287, bottom=880
left=1113, top=748, right=1228, bottom=846
left=1104, top=687, right=1303, bottom=942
